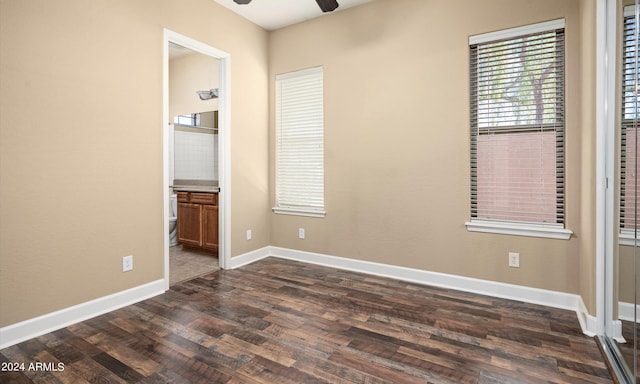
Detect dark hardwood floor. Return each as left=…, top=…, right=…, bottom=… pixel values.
left=617, top=319, right=639, bottom=380
left=1, top=257, right=613, bottom=383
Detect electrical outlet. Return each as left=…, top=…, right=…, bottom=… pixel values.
left=123, top=255, right=133, bottom=272
left=508, top=252, right=520, bottom=268
left=298, top=228, right=305, bottom=239
left=247, top=229, right=252, bottom=240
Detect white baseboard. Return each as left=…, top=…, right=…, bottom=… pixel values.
left=0, top=246, right=601, bottom=350
left=576, top=297, right=598, bottom=337
left=619, top=301, right=640, bottom=323
left=0, top=279, right=165, bottom=349
left=269, top=246, right=598, bottom=336
left=612, top=320, right=625, bottom=343
left=227, top=246, right=271, bottom=269
left=616, top=302, right=639, bottom=343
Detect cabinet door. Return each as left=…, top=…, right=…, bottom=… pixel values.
left=202, top=204, right=218, bottom=253
left=177, top=203, right=202, bottom=247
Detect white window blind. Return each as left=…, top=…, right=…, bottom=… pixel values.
left=274, top=66, right=325, bottom=217
left=621, top=7, right=639, bottom=235
left=469, top=20, right=565, bottom=226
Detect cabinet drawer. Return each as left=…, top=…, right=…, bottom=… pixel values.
left=177, top=192, right=190, bottom=203
left=190, top=193, right=217, bottom=205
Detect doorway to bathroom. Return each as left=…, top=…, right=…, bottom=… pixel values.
left=163, top=30, right=230, bottom=289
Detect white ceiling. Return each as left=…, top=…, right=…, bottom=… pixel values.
left=213, top=0, right=373, bottom=31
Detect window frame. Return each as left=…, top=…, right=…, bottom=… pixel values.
left=273, top=66, right=326, bottom=218
left=465, top=19, right=572, bottom=240
left=620, top=6, right=640, bottom=245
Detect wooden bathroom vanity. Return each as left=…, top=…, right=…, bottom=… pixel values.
left=176, top=191, right=218, bottom=255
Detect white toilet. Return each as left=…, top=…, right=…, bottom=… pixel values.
left=169, top=194, right=178, bottom=246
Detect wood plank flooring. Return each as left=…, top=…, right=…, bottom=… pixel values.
left=617, top=319, right=639, bottom=379
left=0, top=257, right=613, bottom=383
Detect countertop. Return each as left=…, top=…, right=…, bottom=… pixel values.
left=172, top=185, right=219, bottom=193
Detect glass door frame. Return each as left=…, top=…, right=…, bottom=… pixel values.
left=599, top=0, right=637, bottom=382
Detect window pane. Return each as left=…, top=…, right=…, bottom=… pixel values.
left=621, top=13, right=640, bottom=229
left=624, top=16, right=639, bottom=120
left=476, top=131, right=557, bottom=223
left=622, top=128, right=639, bottom=229
left=476, top=33, right=561, bottom=128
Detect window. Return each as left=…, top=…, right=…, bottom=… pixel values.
left=466, top=19, right=571, bottom=239
left=273, top=66, right=325, bottom=217
left=621, top=7, right=639, bottom=244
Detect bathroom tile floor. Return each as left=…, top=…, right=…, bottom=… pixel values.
left=169, top=245, right=219, bottom=286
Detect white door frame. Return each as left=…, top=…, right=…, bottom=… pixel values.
left=596, top=0, right=621, bottom=339
left=162, top=29, right=231, bottom=290
left=595, top=5, right=638, bottom=383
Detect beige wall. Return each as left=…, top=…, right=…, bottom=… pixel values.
left=0, top=0, right=270, bottom=327
left=0, top=0, right=603, bottom=330
left=618, top=246, right=639, bottom=304
left=169, top=52, right=220, bottom=119
left=269, top=0, right=598, bottom=311
left=578, top=0, right=598, bottom=319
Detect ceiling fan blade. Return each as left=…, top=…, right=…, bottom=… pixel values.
left=316, top=0, right=339, bottom=12
left=233, top=0, right=338, bottom=13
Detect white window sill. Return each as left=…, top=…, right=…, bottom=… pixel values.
left=465, top=220, right=573, bottom=240
left=619, top=230, right=640, bottom=246
left=272, top=207, right=326, bottom=218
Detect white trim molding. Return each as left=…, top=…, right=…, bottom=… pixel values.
left=597, top=0, right=619, bottom=342
left=272, top=207, right=326, bottom=218
left=0, top=280, right=165, bottom=349
left=618, top=229, right=640, bottom=246
left=227, top=246, right=271, bottom=269
left=267, top=246, right=596, bottom=336
left=619, top=301, right=640, bottom=323
left=612, top=320, right=625, bottom=343
left=1, top=246, right=601, bottom=350
left=163, top=29, right=232, bottom=273
left=465, top=220, right=573, bottom=240
left=610, top=301, right=637, bottom=342
left=470, top=18, right=566, bottom=45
